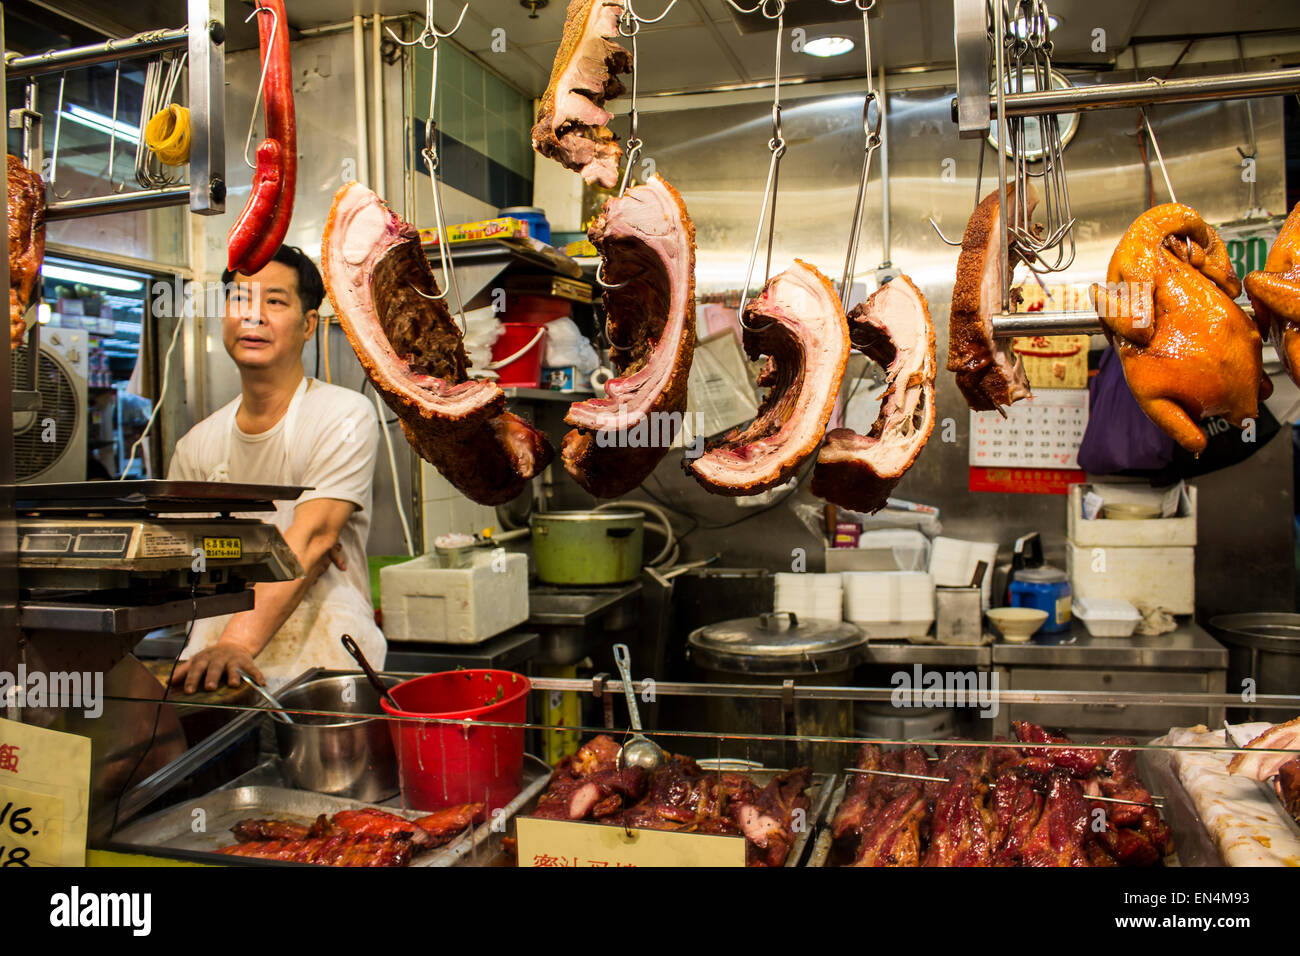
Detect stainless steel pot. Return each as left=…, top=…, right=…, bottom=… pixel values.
left=1207, top=613, right=1300, bottom=720
left=272, top=675, right=399, bottom=802
left=531, top=510, right=644, bottom=585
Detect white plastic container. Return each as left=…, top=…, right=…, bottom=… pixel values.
left=774, top=572, right=843, bottom=622
left=1072, top=596, right=1141, bottom=638
left=841, top=571, right=935, bottom=640
left=380, top=550, right=528, bottom=643
left=929, top=536, right=999, bottom=610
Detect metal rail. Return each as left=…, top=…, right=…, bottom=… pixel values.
left=44, top=185, right=192, bottom=221
left=991, top=309, right=1103, bottom=336
left=5, top=27, right=190, bottom=78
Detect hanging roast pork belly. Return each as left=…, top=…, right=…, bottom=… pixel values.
left=947, top=183, right=1037, bottom=413
left=8, top=155, right=45, bottom=351
left=1245, top=200, right=1300, bottom=387
left=687, top=260, right=850, bottom=496
left=562, top=174, right=696, bottom=497
left=322, top=182, right=552, bottom=505
left=811, top=275, right=935, bottom=514
left=531, top=0, right=632, bottom=188
left=1091, top=203, right=1269, bottom=454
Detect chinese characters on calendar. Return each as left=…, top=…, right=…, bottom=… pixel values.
left=969, top=388, right=1089, bottom=470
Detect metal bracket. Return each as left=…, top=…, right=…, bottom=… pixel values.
left=592, top=672, right=615, bottom=728
left=187, top=0, right=225, bottom=214
left=952, top=0, right=989, bottom=139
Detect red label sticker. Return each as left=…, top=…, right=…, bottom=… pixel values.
left=968, top=466, right=1086, bottom=495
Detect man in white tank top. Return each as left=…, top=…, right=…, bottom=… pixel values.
left=167, top=245, right=386, bottom=692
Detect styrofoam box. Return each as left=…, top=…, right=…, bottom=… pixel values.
left=1072, top=596, right=1141, bottom=638
left=929, top=536, right=999, bottom=610
left=380, top=550, right=528, bottom=644
left=1067, top=483, right=1197, bottom=547
left=1066, top=541, right=1193, bottom=615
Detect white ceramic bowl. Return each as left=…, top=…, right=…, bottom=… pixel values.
left=987, top=607, right=1049, bottom=642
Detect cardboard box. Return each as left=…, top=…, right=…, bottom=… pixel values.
left=1066, top=541, right=1194, bottom=615
left=1067, top=483, right=1197, bottom=547
left=419, top=217, right=530, bottom=245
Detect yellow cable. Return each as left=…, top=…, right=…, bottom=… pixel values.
left=144, top=105, right=191, bottom=166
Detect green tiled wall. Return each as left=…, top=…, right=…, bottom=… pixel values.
left=415, top=44, right=534, bottom=179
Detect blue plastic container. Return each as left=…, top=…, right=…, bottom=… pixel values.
left=498, top=206, right=550, bottom=245
left=1008, top=566, right=1072, bottom=634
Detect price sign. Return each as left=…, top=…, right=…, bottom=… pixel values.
left=516, top=817, right=746, bottom=868
left=0, top=718, right=91, bottom=867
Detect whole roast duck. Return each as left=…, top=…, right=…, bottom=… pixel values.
left=8, top=154, right=45, bottom=351
left=1245, top=200, right=1300, bottom=388
left=1091, top=203, right=1270, bottom=454
left=321, top=182, right=552, bottom=504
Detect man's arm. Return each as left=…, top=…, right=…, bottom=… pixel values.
left=173, top=498, right=356, bottom=692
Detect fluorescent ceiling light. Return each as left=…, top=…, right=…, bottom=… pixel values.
left=1010, top=14, right=1060, bottom=38
left=61, top=104, right=140, bottom=144
left=804, top=36, right=855, bottom=58
left=42, top=263, right=144, bottom=292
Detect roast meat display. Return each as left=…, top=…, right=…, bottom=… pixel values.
left=322, top=182, right=553, bottom=504
left=829, top=723, right=1170, bottom=867
left=1091, top=203, right=1270, bottom=454
left=8, top=154, right=45, bottom=351
left=528, top=735, right=811, bottom=867
left=531, top=0, right=632, bottom=187
left=562, top=174, right=696, bottom=497
left=1227, top=715, right=1300, bottom=826
left=687, top=260, right=850, bottom=496
left=947, top=183, right=1036, bottom=413
left=812, top=275, right=936, bottom=514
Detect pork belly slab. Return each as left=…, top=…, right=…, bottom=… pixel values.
left=688, top=260, right=850, bottom=496
left=562, top=174, right=696, bottom=497
left=322, top=182, right=552, bottom=505
left=812, top=275, right=935, bottom=514
left=531, top=0, right=632, bottom=187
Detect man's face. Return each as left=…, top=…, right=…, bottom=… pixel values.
left=223, top=260, right=316, bottom=371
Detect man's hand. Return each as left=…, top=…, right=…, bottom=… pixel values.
left=172, top=643, right=266, bottom=693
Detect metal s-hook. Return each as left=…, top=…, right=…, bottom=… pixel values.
left=929, top=217, right=963, bottom=247
left=386, top=0, right=470, bottom=49
left=243, top=3, right=279, bottom=171
left=595, top=259, right=629, bottom=291
left=721, top=0, right=784, bottom=18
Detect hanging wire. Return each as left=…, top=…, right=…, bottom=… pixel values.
left=385, top=0, right=470, bottom=49
left=721, top=0, right=788, bottom=327
left=837, top=0, right=881, bottom=310
left=1139, top=105, right=1177, bottom=204
left=928, top=142, right=983, bottom=247
left=242, top=3, right=279, bottom=170
left=106, top=61, right=124, bottom=192
left=48, top=72, right=70, bottom=199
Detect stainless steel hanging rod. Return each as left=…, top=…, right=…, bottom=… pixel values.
left=6, top=26, right=190, bottom=79
left=979, top=67, right=1300, bottom=120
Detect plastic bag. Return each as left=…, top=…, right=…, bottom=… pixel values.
left=1076, top=347, right=1175, bottom=474
left=542, top=317, right=599, bottom=375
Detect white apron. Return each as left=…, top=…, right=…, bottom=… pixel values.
left=182, top=378, right=387, bottom=691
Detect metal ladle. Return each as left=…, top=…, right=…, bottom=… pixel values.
left=238, top=670, right=294, bottom=724
left=612, top=643, right=665, bottom=772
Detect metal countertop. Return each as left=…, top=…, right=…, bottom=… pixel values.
left=990, top=619, right=1228, bottom=669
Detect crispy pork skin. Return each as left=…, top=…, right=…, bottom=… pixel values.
left=1091, top=203, right=1269, bottom=454
left=812, top=275, right=935, bottom=513
left=947, top=183, right=1036, bottom=412
left=531, top=0, right=631, bottom=187
left=322, top=182, right=552, bottom=504
left=8, top=155, right=45, bottom=350
left=1227, top=715, right=1300, bottom=781
left=562, top=174, right=696, bottom=496
left=687, top=260, right=850, bottom=495
left=1245, top=201, right=1300, bottom=386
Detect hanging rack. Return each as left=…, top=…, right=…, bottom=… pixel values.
left=946, top=0, right=1300, bottom=338
left=722, top=0, right=788, bottom=327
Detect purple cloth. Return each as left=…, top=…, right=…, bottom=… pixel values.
left=1076, top=347, right=1176, bottom=474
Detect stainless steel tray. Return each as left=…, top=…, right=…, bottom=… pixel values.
left=809, top=758, right=1191, bottom=867
left=113, top=754, right=551, bottom=867
left=475, top=765, right=836, bottom=867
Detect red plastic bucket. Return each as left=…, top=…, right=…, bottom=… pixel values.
left=380, top=670, right=530, bottom=812
left=506, top=294, right=571, bottom=324
left=490, top=323, right=547, bottom=387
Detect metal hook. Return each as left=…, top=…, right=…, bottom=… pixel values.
left=386, top=0, right=470, bottom=49
left=1139, top=106, right=1177, bottom=205
left=929, top=217, right=963, bottom=246
left=243, top=4, right=279, bottom=171
left=596, top=259, right=628, bottom=290
left=721, top=0, right=784, bottom=18
left=106, top=60, right=125, bottom=192
left=48, top=71, right=71, bottom=199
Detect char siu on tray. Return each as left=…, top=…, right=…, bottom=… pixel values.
left=562, top=174, right=697, bottom=497
left=322, top=182, right=553, bottom=505
left=811, top=275, right=936, bottom=514
left=687, top=260, right=850, bottom=496
left=531, top=0, right=631, bottom=188
left=829, top=723, right=1171, bottom=867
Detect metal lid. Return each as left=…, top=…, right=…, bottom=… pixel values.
left=498, top=206, right=546, bottom=216
left=531, top=510, right=643, bottom=524
left=1209, top=613, right=1300, bottom=654
left=688, top=612, right=866, bottom=675
left=1014, top=565, right=1067, bottom=583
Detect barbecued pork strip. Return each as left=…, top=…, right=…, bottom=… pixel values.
left=687, top=260, right=850, bottom=495
left=531, top=0, right=632, bottom=187
left=1018, top=770, right=1091, bottom=867
left=1013, top=720, right=1104, bottom=777
left=8, top=155, right=45, bottom=350
left=329, top=808, right=433, bottom=847
left=217, top=833, right=413, bottom=867
left=562, top=175, right=696, bottom=497
left=947, top=183, right=1037, bottom=413
left=812, top=275, right=936, bottom=514
left=322, top=182, right=553, bottom=505
left=230, top=818, right=314, bottom=842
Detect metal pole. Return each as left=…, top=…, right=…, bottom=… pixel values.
left=6, top=27, right=189, bottom=78
left=45, top=185, right=192, bottom=221
left=372, top=14, right=387, bottom=199
left=877, top=62, right=890, bottom=268
left=187, top=0, right=226, bottom=215
left=992, top=310, right=1104, bottom=337
left=353, top=15, right=369, bottom=187
left=0, top=5, right=19, bottom=681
